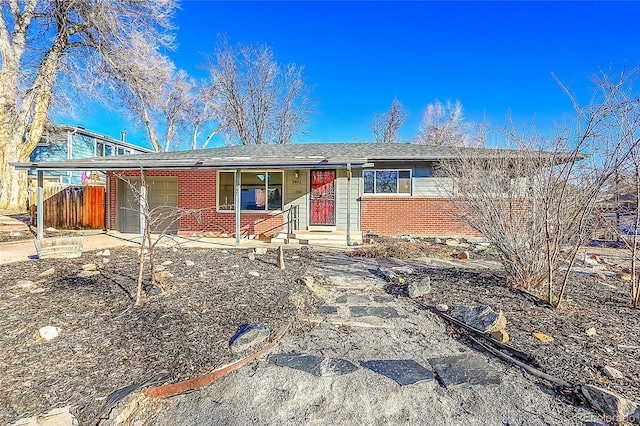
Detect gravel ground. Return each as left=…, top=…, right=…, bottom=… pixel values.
left=1, top=235, right=638, bottom=426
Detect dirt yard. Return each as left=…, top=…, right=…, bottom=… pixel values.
left=0, top=246, right=315, bottom=425
left=0, top=236, right=638, bottom=425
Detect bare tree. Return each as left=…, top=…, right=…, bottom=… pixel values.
left=0, top=0, right=177, bottom=209
left=206, top=38, right=315, bottom=145
left=415, top=99, right=483, bottom=147
left=439, top=69, right=639, bottom=308
left=368, top=99, right=408, bottom=143
left=117, top=170, right=202, bottom=305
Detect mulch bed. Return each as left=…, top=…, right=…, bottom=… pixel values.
left=353, top=236, right=640, bottom=406
left=0, top=246, right=315, bottom=425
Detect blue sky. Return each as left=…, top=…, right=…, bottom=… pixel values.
left=71, top=1, right=640, bottom=149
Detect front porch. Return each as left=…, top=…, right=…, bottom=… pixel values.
left=270, top=230, right=363, bottom=247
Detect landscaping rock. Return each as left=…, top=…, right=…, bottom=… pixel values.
left=335, top=294, right=371, bottom=304
left=349, top=306, right=400, bottom=319
left=457, top=251, right=470, bottom=260
left=377, top=267, right=405, bottom=284
left=103, top=258, right=110, bottom=264
left=185, top=260, right=195, bottom=267
left=248, top=253, right=255, bottom=261
left=360, top=359, right=434, bottom=386
left=582, top=384, right=640, bottom=424
left=407, top=276, right=431, bottom=299
left=229, top=323, right=270, bottom=353
left=603, top=366, right=624, bottom=380
left=428, top=353, right=502, bottom=388
left=154, top=265, right=166, bottom=272
left=585, top=327, right=597, bottom=337
left=102, top=249, right=110, bottom=257
left=248, top=271, right=260, bottom=277
left=254, top=247, right=267, bottom=255
left=82, top=263, right=97, bottom=271
left=618, top=272, right=632, bottom=281
left=450, top=305, right=507, bottom=333
left=161, top=260, right=173, bottom=266
left=269, top=353, right=358, bottom=377
left=490, top=329, right=510, bottom=343
left=39, top=326, right=60, bottom=341
left=10, top=231, right=21, bottom=237
left=533, top=332, right=554, bottom=343
left=78, top=270, right=100, bottom=278
left=29, top=287, right=47, bottom=294
left=14, top=279, right=35, bottom=290
left=436, top=304, right=449, bottom=311
left=38, top=268, right=55, bottom=277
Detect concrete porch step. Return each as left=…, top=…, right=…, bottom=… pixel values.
left=272, top=231, right=362, bottom=246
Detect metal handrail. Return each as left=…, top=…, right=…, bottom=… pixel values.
left=287, top=205, right=299, bottom=235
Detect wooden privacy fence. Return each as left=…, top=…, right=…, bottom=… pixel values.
left=30, top=185, right=105, bottom=230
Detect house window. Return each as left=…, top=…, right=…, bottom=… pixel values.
left=217, top=171, right=283, bottom=211
left=218, top=172, right=235, bottom=210
left=96, top=142, right=105, bottom=156
left=363, top=170, right=411, bottom=194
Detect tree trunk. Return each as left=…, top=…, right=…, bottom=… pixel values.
left=0, top=140, right=29, bottom=210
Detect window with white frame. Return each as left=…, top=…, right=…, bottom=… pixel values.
left=218, top=171, right=283, bottom=211
left=363, top=169, right=411, bottom=194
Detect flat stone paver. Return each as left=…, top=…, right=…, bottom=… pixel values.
left=318, top=305, right=338, bottom=314
left=335, top=294, right=372, bottom=304
left=428, top=353, right=502, bottom=388
left=360, top=360, right=435, bottom=386
left=269, top=353, right=358, bottom=377
left=349, top=305, right=400, bottom=319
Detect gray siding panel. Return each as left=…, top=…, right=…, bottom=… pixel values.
left=336, top=169, right=361, bottom=232
left=284, top=169, right=308, bottom=231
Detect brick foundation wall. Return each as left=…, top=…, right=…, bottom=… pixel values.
left=107, top=170, right=283, bottom=237
left=360, top=196, right=480, bottom=237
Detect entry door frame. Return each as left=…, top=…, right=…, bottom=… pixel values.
left=309, top=169, right=337, bottom=228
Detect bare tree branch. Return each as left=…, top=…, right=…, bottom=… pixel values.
left=368, top=98, right=407, bottom=143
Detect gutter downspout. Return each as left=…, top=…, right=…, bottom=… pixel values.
left=346, top=163, right=352, bottom=246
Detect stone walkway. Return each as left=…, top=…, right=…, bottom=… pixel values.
left=149, top=252, right=602, bottom=426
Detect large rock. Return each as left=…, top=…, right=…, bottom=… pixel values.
left=39, top=326, right=60, bottom=341
left=82, top=263, right=97, bottom=271
left=229, top=323, right=270, bottom=353
left=407, top=276, right=431, bottom=299
left=582, top=385, right=640, bottom=424
left=38, top=268, right=55, bottom=277
left=450, top=305, right=507, bottom=333
left=77, top=270, right=100, bottom=278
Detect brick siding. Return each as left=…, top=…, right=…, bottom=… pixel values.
left=107, top=170, right=283, bottom=237
left=360, top=196, right=480, bottom=237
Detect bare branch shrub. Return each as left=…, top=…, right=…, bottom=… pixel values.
left=439, top=69, right=640, bottom=307
left=116, top=170, right=202, bottom=305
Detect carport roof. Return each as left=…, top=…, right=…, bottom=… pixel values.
left=11, top=142, right=573, bottom=171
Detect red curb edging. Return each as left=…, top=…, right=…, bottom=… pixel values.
left=143, top=321, right=292, bottom=399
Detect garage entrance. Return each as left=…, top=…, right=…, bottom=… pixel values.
left=117, top=177, right=178, bottom=234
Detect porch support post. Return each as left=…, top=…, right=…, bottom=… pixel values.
left=139, top=182, right=146, bottom=243
left=36, top=170, right=44, bottom=240
left=346, top=163, right=352, bottom=246
left=235, top=169, right=241, bottom=247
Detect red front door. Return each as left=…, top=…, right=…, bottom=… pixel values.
left=310, top=170, right=336, bottom=226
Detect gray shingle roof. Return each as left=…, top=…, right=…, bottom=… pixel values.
left=12, top=142, right=571, bottom=171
